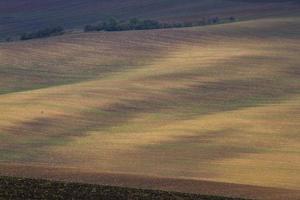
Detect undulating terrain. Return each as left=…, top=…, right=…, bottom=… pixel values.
left=0, top=0, right=300, bottom=199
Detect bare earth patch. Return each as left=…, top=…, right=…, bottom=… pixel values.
left=0, top=163, right=299, bottom=200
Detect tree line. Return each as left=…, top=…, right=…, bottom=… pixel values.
left=2, top=16, right=236, bottom=42
left=20, top=26, right=64, bottom=40
left=84, top=17, right=236, bottom=32
left=84, top=18, right=161, bottom=32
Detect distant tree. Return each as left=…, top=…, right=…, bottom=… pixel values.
left=5, top=37, right=12, bottom=42
left=103, top=18, right=121, bottom=31
left=212, top=17, right=220, bottom=24
left=161, top=23, right=171, bottom=28
left=229, top=16, right=236, bottom=21
left=131, top=19, right=159, bottom=30
left=196, top=20, right=205, bottom=26
left=129, top=18, right=140, bottom=29
left=20, top=33, right=29, bottom=40
left=20, top=26, right=64, bottom=40
left=84, top=25, right=95, bottom=32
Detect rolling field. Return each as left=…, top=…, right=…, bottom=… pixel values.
left=0, top=12, right=300, bottom=199
left=0, top=0, right=299, bottom=39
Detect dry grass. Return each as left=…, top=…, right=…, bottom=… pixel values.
left=0, top=15, right=300, bottom=195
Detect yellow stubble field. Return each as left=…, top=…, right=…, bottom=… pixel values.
left=0, top=15, right=299, bottom=195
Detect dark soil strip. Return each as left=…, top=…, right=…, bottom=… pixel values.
left=0, top=176, right=247, bottom=200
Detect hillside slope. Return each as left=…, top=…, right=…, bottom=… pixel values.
left=0, top=0, right=299, bottom=39
left=1, top=176, right=247, bottom=200
left=0, top=11, right=300, bottom=200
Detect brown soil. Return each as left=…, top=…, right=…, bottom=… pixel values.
left=0, top=163, right=299, bottom=200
